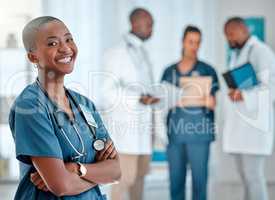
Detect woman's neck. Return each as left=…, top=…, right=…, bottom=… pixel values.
left=38, top=72, right=66, bottom=103
left=178, top=55, right=197, bottom=73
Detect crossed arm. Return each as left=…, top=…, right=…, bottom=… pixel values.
left=30, top=140, right=121, bottom=197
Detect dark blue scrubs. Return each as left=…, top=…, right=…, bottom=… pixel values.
left=9, top=81, right=109, bottom=200
left=161, top=61, right=219, bottom=200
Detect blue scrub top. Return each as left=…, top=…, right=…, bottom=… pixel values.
left=9, top=81, right=109, bottom=200
left=161, top=60, right=220, bottom=144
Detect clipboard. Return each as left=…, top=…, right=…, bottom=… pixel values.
left=179, top=76, right=212, bottom=107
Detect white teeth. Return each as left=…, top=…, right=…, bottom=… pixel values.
left=57, top=57, right=72, bottom=63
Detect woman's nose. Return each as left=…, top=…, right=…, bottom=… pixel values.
left=59, top=42, right=72, bottom=53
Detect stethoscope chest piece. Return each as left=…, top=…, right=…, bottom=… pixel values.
left=93, top=139, right=105, bottom=151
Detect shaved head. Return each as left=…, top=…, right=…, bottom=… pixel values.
left=129, top=8, right=151, bottom=24
left=22, top=16, right=63, bottom=52
left=129, top=8, right=153, bottom=41
left=224, top=17, right=248, bottom=31
left=224, top=17, right=250, bottom=49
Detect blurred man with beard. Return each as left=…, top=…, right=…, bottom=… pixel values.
left=223, top=17, right=275, bottom=200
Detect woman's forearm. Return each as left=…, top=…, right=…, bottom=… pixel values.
left=58, top=171, right=97, bottom=196
left=31, top=157, right=97, bottom=197
left=82, top=157, right=121, bottom=184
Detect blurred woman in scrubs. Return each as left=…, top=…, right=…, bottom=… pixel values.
left=161, top=26, right=219, bottom=200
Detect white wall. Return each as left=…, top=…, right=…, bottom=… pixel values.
left=0, top=0, right=42, bottom=48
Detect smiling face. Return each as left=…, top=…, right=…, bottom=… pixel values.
left=28, top=20, right=78, bottom=77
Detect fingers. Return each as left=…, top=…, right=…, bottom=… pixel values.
left=36, top=179, right=47, bottom=191
left=204, top=95, right=216, bottom=110
left=228, top=90, right=242, bottom=101
left=139, top=96, right=149, bottom=104
left=97, top=140, right=113, bottom=161
left=228, top=90, right=236, bottom=100
left=30, top=172, right=40, bottom=183
left=101, top=142, right=114, bottom=160
left=30, top=172, right=48, bottom=192
left=140, top=96, right=159, bottom=105
left=97, top=140, right=118, bottom=161
left=108, top=148, right=118, bottom=159
left=102, top=145, right=115, bottom=160
left=31, top=174, right=43, bottom=187
left=41, top=185, right=49, bottom=192
left=150, top=97, right=160, bottom=104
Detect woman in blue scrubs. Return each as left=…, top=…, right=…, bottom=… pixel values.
left=8, top=16, right=121, bottom=199
left=161, top=26, right=219, bottom=200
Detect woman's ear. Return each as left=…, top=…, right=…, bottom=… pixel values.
left=27, top=52, right=38, bottom=64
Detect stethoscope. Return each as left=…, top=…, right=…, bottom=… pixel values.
left=35, top=79, right=106, bottom=160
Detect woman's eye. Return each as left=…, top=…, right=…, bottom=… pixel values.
left=48, top=41, right=58, bottom=46
left=66, top=38, right=74, bottom=43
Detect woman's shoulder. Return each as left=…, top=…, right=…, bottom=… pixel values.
left=196, top=60, right=217, bottom=74
left=9, top=83, right=47, bottom=131
left=197, top=60, right=212, bottom=69
left=165, top=62, right=178, bottom=71
left=12, top=83, right=45, bottom=109
left=162, top=62, right=178, bottom=76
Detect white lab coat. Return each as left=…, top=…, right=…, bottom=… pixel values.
left=223, top=36, right=275, bottom=155
left=101, top=33, right=154, bottom=155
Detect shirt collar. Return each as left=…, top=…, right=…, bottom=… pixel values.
left=241, top=35, right=258, bottom=51
left=124, top=32, right=144, bottom=48
left=232, top=35, right=257, bottom=57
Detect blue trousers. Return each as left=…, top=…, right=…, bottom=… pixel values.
left=167, top=142, right=210, bottom=200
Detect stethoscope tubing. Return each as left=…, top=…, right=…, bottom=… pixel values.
left=35, top=79, right=98, bottom=157
left=59, top=123, right=86, bottom=157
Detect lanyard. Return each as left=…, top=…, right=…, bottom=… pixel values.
left=64, top=90, right=106, bottom=151
left=65, top=90, right=97, bottom=140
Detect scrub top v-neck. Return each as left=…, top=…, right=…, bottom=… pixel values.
left=9, top=81, right=109, bottom=200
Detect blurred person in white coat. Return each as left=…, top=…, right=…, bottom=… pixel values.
left=223, top=17, right=275, bottom=200
left=101, top=8, right=159, bottom=200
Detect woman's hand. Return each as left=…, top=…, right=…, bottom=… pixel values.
left=30, top=162, right=79, bottom=192
left=64, top=162, right=79, bottom=174
left=31, top=142, right=119, bottom=190
left=96, top=140, right=118, bottom=161
left=30, top=172, right=49, bottom=192
left=204, top=95, right=216, bottom=110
